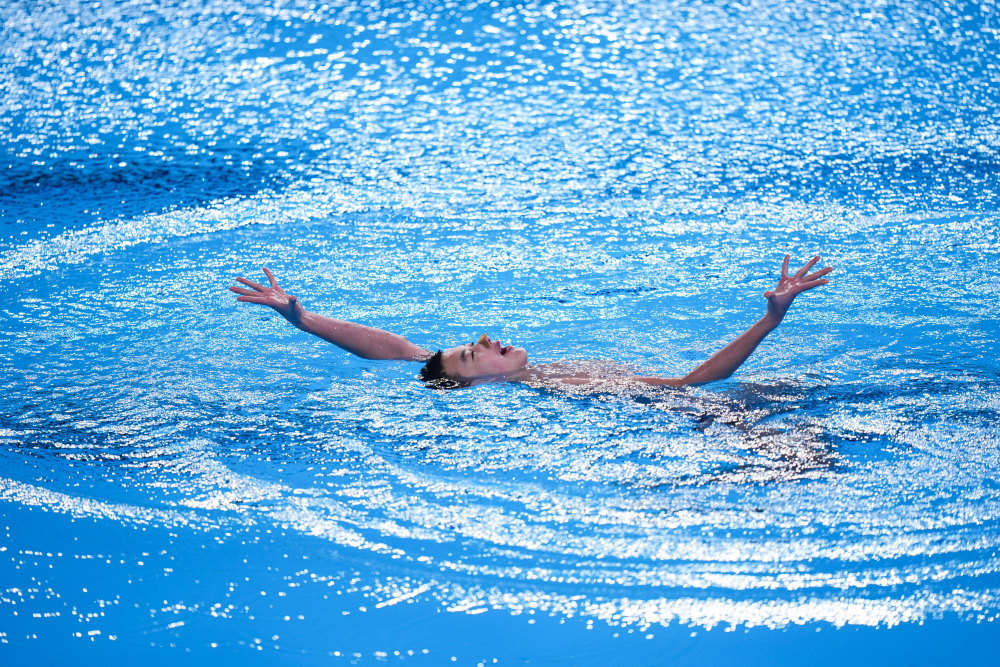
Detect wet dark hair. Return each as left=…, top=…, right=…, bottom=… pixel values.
left=418, top=350, right=468, bottom=390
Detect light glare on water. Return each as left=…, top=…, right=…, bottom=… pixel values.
left=2, top=0, right=999, bottom=661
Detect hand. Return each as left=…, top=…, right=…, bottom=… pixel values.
left=229, top=267, right=303, bottom=323
left=763, top=254, right=832, bottom=323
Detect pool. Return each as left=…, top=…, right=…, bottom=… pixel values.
left=2, top=0, right=999, bottom=662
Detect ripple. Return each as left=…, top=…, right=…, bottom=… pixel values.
left=2, top=0, right=1000, bottom=650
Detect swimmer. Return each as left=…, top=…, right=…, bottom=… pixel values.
left=230, top=255, right=832, bottom=389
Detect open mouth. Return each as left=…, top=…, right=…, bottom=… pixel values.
left=500, top=345, right=511, bottom=355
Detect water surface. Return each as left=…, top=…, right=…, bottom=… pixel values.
left=2, top=0, right=999, bottom=662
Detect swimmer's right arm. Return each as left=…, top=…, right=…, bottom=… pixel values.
left=229, top=268, right=431, bottom=361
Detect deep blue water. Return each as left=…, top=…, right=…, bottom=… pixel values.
left=2, top=0, right=1000, bottom=663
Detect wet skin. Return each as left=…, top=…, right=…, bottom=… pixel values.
left=439, top=333, right=530, bottom=381
left=231, top=254, right=832, bottom=388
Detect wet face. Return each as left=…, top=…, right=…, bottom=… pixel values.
left=439, top=334, right=529, bottom=381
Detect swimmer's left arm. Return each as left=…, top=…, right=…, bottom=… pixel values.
left=635, top=254, right=832, bottom=387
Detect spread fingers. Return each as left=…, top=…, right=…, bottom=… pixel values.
left=798, top=278, right=829, bottom=292
left=803, top=266, right=833, bottom=282
left=794, top=256, right=820, bottom=279
left=235, top=276, right=266, bottom=291
left=262, top=267, right=279, bottom=287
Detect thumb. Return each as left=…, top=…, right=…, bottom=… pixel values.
left=763, top=290, right=774, bottom=298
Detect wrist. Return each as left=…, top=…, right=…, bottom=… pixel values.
left=285, top=303, right=307, bottom=329
left=760, top=311, right=783, bottom=330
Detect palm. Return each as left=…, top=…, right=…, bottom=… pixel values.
left=230, top=268, right=301, bottom=321
left=764, top=255, right=832, bottom=322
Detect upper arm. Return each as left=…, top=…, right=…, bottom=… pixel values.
left=301, top=313, right=433, bottom=361
left=362, top=333, right=431, bottom=361
left=397, top=341, right=433, bottom=362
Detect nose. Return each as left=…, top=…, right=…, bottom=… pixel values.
left=477, top=333, right=490, bottom=348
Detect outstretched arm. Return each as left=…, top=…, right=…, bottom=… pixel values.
left=638, top=254, right=832, bottom=387
left=229, top=268, right=431, bottom=361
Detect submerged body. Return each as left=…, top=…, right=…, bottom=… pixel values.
left=230, top=255, right=831, bottom=389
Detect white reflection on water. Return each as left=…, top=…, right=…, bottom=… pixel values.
left=3, top=336, right=1000, bottom=630
left=2, top=0, right=1000, bottom=644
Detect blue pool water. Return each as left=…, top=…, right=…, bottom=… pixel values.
left=2, top=0, right=1000, bottom=663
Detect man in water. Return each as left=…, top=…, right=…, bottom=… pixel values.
left=230, top=255, right=831, bottom=388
